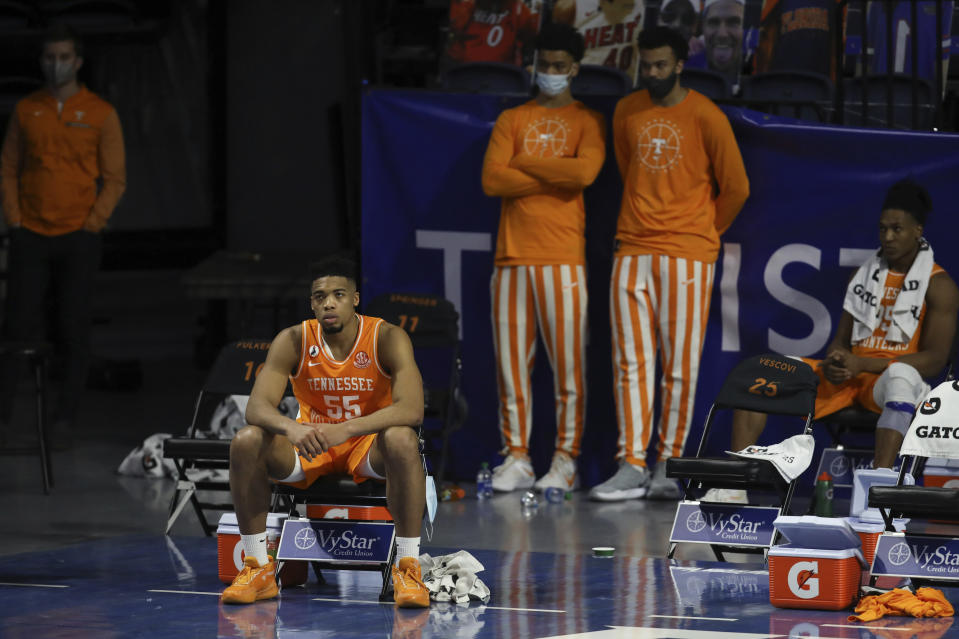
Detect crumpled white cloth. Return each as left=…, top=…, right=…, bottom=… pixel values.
left=726, top=433, right=815, bottom=482
left=418, top=550, right=490, bottom=604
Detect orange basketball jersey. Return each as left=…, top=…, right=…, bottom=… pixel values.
left=290, top=315, right=392, bottom=425
left=852, top=265, right=945, bottom=359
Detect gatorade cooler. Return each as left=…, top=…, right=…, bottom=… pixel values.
left=843, top=517, right=883, bottom=566
left=843, top=517, right=908, bottom=566
left=769, top=516, right=867, bottom=610
left=216, top=512, right=308, bottom=586
left=850, top=468, right=913, bottom=523
left=922, top=465, right=959, bottom=489
left=305, top=504, right=393, bottom=521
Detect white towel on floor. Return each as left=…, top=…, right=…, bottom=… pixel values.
left=419, top=550, right=491, bottom=604
left=843, top=239, right=933, bottom=345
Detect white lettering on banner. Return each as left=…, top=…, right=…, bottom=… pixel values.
left=787, top=561, right=820, bottom=599
left=720, top=242, right=741, bottom=352
left=415, top=230, right=492, bottom=338
left=840, top=247, right=875, bottom=268
left=911, top=544, right=959, bottom=571
left=764, top=244, right=832, bottom=355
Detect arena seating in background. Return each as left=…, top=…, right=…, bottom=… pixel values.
left=571, top=64, right=632, bottom=96
left=741, top=70, right=834, bottom=124
left=843, top=74, right=935, bottom=130
left=678, top=67, right=730, bottom=100
left=441, top=61, right=530, bottom=94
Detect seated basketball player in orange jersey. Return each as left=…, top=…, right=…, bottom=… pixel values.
left=481, top=23, right=605, bottom=493
left=221, top=256, right=430, bottom=608
left=713, top=181, right=959, bottom=503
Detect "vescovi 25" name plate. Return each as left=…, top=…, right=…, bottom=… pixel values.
left=276, top=518, right=395, bottom=564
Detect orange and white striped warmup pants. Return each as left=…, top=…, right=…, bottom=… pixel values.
left=491, top=264, right=587, bottom=458
left=610, top=254, right=714, bottom=466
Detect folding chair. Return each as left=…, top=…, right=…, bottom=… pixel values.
left=0, top=340, right=53, bottom=494
left=163, top=339, right=285, bottom=535
left=665, top=353, right=819, bottom=561
left=868, top=380, right=959, bottom=586
left=363, top=292, right=466, bottom=484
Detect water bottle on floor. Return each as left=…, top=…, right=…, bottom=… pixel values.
left=476, top=462, right=493, bottom=499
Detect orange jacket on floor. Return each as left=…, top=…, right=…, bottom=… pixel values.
left=850, top=587, right=954, bottom=622
left=1, top=86, right=126, bottom=236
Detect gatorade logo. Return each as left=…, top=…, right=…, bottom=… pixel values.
left=920, top=397, right=941, bottom=415
left=787, top=561, right=819, bottom=599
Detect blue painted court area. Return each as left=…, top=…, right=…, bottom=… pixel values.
left=1, top=535, right=958, bottom=638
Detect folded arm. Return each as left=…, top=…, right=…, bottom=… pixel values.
left=509, top=112, right=606, bottom=190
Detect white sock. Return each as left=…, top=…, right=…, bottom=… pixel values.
left=395, top=536, right=420, bottom=565
left=241, top=532, right=270, bottom=567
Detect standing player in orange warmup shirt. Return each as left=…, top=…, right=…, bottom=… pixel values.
left=591, top=26, right=749, bottom=502
left=220, top=256, right=431, bottom=609
left=481, top=23, right=606, bottom=493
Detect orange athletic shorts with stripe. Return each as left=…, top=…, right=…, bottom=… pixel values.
left=801, top=357, right=882, bottom=418
left=275, top=433, right=378, bottom=490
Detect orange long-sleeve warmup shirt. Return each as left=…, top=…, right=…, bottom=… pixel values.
left=613, top=88, right=749, bottom=263
left=1, top=86, right=126, bottom=236
left=482, top=99, right=606, bottom=266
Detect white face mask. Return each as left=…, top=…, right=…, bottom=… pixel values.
left=536, top=72, right=570, bottom=97
left=42, top=60, right=76, bottom=88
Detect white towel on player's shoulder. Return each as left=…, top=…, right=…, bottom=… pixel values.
left=419, top=550, right=490, bottom=604
left=843, top=239, right=933, bottom=345
left=726, top=434, right=815, bottom=482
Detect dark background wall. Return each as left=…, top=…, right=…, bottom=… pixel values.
left=225, top=0, right=350, bottom=253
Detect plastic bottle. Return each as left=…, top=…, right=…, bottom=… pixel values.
left=476, top=462, right=493, bottom=499
left=544, top=486, right=566, bottom=504
left=814, top=471, right=834, bottom=517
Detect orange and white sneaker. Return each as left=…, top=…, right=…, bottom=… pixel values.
left=221, top=556, right=279, bottom=605
left=534, top=453, right=579, bottom=492
left=392, top=557, right=430, bottom=608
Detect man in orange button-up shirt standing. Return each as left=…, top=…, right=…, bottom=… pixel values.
left=481, top=23, right=605, bottom=493
left=590, top=26, right=748, bottom=501
left=0, top=24, right=126, bottom=448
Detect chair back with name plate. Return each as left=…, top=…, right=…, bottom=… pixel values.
left=163, top=339, right=291, bottom=535
left=364, top=292, right=466, bottom=484
left=666, top=353, right=819, bottom=561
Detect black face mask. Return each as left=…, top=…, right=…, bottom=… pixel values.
left=646, top=72, right=678, bottom=100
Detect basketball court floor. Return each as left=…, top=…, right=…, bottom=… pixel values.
left=1, top=359, right=958, bottom=638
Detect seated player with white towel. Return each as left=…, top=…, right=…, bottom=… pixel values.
left=712, top=180, right=959, bottom=503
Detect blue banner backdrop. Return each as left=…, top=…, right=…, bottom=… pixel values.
left=361, top=88, right=959, bottom=487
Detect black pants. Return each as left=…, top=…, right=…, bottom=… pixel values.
left=1, top=228, right=101, bottom=424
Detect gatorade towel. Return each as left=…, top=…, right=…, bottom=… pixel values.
left=726, top=433, right=815, bottom=481
left=900, top=381, right=959, bottom=460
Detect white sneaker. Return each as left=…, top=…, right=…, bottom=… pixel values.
left=491, top=455, right=535, bottom=492
left=534, top=453, right=579, bottom=492
left=701, top=488, right=748, bottom=504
